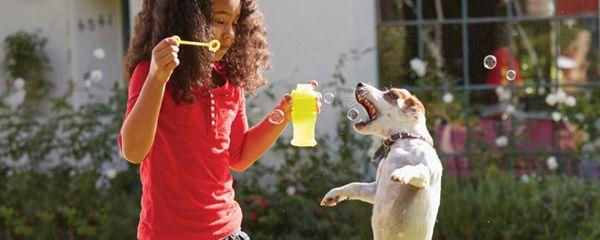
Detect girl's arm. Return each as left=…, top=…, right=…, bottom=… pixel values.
left=230, top=81, right=321, bottom=171
left=120, top=37, right=180, bottom=164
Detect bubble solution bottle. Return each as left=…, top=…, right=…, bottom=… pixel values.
left=290, top=84, right=318, bottom=147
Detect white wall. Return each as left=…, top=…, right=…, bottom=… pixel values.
left=256, top=0, right=378, bottom=138
left=0, top=0, right=124, bottom=106
left=69, top=0, right=124, bottom=105
left=0, top=0, right=71, bottom=94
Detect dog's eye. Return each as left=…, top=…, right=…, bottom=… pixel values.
left=385, top=92, right=398, bottom=99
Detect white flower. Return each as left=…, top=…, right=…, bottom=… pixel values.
left=555, top=90, right=567, bottom=103
left=581, top=132, right=590, bottom=142
left=506, top=104, right=515, bottom=113
left=286, top=186, right=296, bottom=196
left=545, top=93, right=557, bottom=106
left=4, top=89, right=26, bottom=111
left=442, top=92, right=453, bottom=103
left=495, top=86, right=504, bottom=95
left=525, top=87, right=534, bottom=94
left=95, top=176, right=111, bottom=190
left=565, top=96, right=576, bottom=107
left=546, top=156, right=558, bottom=170
left=93, top=48, right=106, bottom=59
left=557, top=55, right=576, bottom=69
left=551, top=112, right=562, bottom=122
left=495, top=135, right=508, bottom=147
left=106, top=168, right=117, bottom=179
left=84, top=80, right=92, bottom=89
left=582, top=143, right=595, bottom=152
left=90, top=70, right=103, bottom=82
left=538, top=87, right=546, bottom=95
left=495, top=87, right=511, bottom=102
left=521, top=174, right=530, bottom=183
left=13, top=77, right=25, bottom=90
left=409, top=58, right=427, bottom=77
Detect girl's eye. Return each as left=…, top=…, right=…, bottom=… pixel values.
left=213, top=19, right=225, bottom=25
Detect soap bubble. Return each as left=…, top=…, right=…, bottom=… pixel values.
left=506, top=70, right=516, bottom=81
left=268, top=109, right=285, bottom=125
left=323, top=92, right=335, bottom=104
left=347, top=108, right=360, bottom=121
left=483, top=55, right=497, bottom=70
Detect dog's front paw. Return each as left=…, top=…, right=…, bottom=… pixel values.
left=320, top=188, right=346, bottom=207
left=390, top=166, right=429, bottom=188
left=390, top=168, right=416, bottom=185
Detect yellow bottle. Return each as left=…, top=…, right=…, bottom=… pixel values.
left=291, top=84, right=318, bottom=147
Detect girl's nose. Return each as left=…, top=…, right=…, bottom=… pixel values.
left=223, top=25, right=235, bottom=42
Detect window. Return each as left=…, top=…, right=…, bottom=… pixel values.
left=377, top=0, right=599, bottom=174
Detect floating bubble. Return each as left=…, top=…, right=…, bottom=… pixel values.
left=323, top=92, right=335, bottom=104
left=347, top=108, right=360, bottom=121
left=268, top=109, right=285, bottom=125
left=483, top=55, right=497, bottom=70
left=506, top=70, right=516, bottom=81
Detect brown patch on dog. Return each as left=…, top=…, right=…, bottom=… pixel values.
left=404, top=96, right=425, bottom=113
left=384, top=89, right=411, bottom=105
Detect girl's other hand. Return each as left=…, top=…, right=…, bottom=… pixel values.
left=274, top=80, right=322, bottom=122
left=148, top=37, right=180, bottom=85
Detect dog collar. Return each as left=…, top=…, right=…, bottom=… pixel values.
left=371, top=132, right=433, bottom=162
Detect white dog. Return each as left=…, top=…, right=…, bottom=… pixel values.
left=321, top=82, right=442, bottom=240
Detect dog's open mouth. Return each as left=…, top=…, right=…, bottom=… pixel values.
left=355, top=89, right=379, bottom=127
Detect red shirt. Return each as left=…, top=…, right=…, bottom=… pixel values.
left=118, top=61, right=248, bottom=240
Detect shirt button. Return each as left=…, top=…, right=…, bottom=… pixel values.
left=210, top=93, right=214, bottom=98
left=211, top=113, right=215, bottom=118
left=211, top=106, right=215, bottom=111
left=211, top=100, right=215, bottom=104
left=211, top=120, right=215, bottom=126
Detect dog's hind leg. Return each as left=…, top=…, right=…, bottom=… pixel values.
left=321, top=182, right=377, bottom=206
left=390, top=164, right=431, bottom=188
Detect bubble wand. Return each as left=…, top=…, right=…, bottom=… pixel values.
left=172, top=35, right=221, bottom=53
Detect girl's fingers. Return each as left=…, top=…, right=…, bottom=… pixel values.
left=153, top=39, right=170, bottom=53
left=159, top=52, right=179, bottom=68
left=154, top=37, right=178, bottom=53
left=308, top=80, right=319, bottom=90
left=157, top=46, right=177, bottom=60
left=166, top=58, right=180, bottom=71
left=282, top=94, right=292, bottom=104
left=315, top=92, right=322, bottom=113
left=317, top=101, right=322, bottom=114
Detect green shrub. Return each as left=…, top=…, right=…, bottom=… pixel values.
left=436, top=173, right=600, bottom=240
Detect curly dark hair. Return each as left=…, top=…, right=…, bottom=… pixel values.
left=123, top=0, right=270, bottom=103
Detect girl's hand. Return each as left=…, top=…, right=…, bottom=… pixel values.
left=274, top=80, right=322, bottom=122
left=148, top=37, right=180, bottom=85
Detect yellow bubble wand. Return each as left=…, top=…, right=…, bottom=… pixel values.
left=172, top=35, right=221, bottom=53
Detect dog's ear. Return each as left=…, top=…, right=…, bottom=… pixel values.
left=400, top=96, right=425, bottom=119
left=386, top=89, right=411, bottom=106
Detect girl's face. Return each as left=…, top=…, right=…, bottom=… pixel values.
left=210, top=0, right=241, bottom=62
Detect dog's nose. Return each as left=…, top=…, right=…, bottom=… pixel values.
left=357, top=82, right=365, bottom=88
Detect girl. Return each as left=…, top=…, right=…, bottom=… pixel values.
left=119, top=0, right=320, bottom=239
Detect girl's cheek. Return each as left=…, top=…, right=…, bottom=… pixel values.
left=210, top=25, right=219, bottom=38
